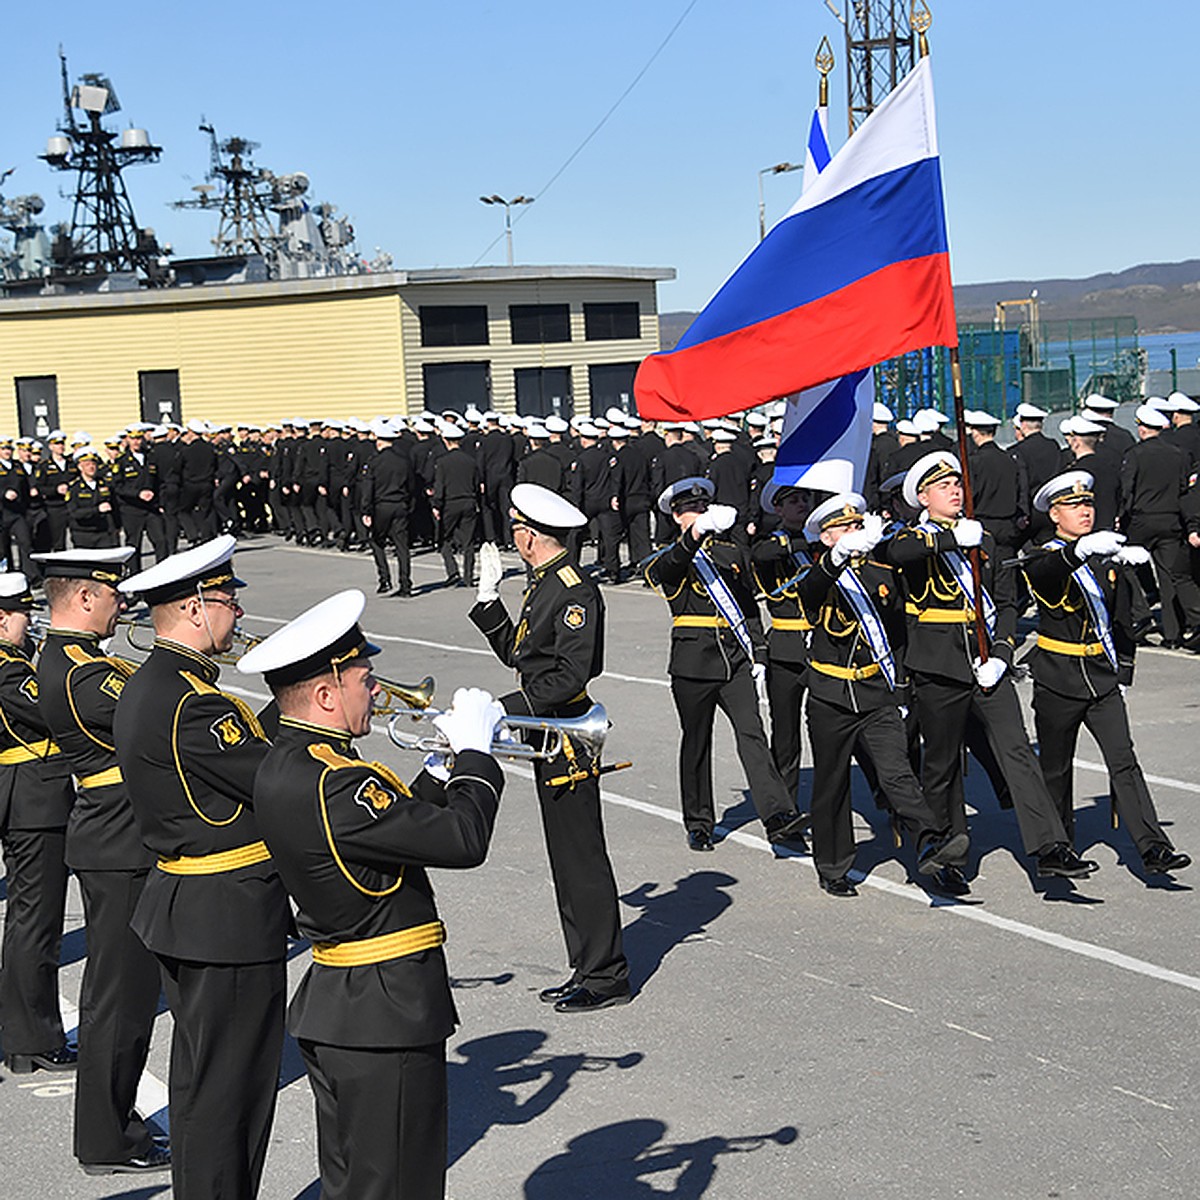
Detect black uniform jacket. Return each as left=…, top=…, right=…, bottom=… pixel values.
left=1021, top=538, right=1135, bottom=698
left=646, top=527, right=765, bottom=680
left=254, top=717, right=502, bottom=1047
left=65, top=479, right=117, bottom=537
left=113, top=639, right=290, bottom=962
left=750, top=529, right=812, bottom=666
left=796, top=551, right=907, bottom=713
left=112, top=449, right=159, bottom=512
left=469, top=549, right=603, bottom=720
left=0, top=639, right=75, bottom=831
left=1119, top=436, right=1189, bottom=525
left=38, top=630, right=148, bottom=870
left=887, top=522, right=1017, bottom=686
left=360, top=443, right=412, bottom=510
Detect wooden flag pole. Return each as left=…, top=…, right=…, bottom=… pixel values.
left=949, top=345, right=990, bottom=663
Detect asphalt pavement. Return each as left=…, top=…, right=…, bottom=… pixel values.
left=2, top=533, right=1198, bottom=1198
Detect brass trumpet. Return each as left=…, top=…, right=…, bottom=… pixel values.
left=119, top=615, right=262, bottom=666
left=386, top=702, right=610, bottom=763
left=372, top=675, right=435, bottom=715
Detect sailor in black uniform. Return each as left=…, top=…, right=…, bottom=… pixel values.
left=239, top=590, right=505, bottom=1200
left=0, top=573, right=75, bottom=1077
left=1022, top=470, right=1190, bottom=876
left=432, top=423, right=480, bottom=588
left=114, top=536, right=291, bottom=1199
left=360, top=421, right=413, bottom=597
left=34, top=546, right=168, bottom=1175
left=887, top=452, right=1098, bottom=894
left=797, top=495, right=967, bottom=895
left=646, top=478, right=807, bottom=852
left=113, top=424, right=167, bottom=569
left=469, top=484, right=630, bottom=1012
left=64, top=446, right=120, bottom=549
left=963, top=409, right=1027, bottom=553
left=1009, top=402, right=1060, bottom=546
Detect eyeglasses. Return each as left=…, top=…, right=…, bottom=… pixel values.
left=201, top=593, right=242, bottom=614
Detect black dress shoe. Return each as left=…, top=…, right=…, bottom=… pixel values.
left=553, top=986, right=633, bottom=1013
left=1037, top=843, right=1099, bottom=878
left=916, top=831, right=970, bottom=876
left=376, top=581, right=392, bottom=594
left=763, top=810, right=809, bottom=844
left=818, top=875, right=858, bottom=897
left=391, top=586, right=412, bottom=598
left=1182, top=628, right=1200, bottom=653
left=7, top=1044, right=78, bottom=1073
left=81, top=1143, right=171, bottom=1175
left=930, top=865, right=971, bottom=896
left=538, top=980, right=580, bottom=1004
left=1130, top=616, right=1155, bottom=644
left=1142, top=844, right=1192, bottom=873
left=687, top=828, right=714, bottom=852
left=445, top=575, right=463, bottom=589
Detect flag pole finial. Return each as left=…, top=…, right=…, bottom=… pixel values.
left=912, top=1, right=932, bottom=58
left=815, top=36, right=835, bottom=107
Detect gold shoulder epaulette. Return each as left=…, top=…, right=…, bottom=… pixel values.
left=64, top=643, right=101, bottom=666
left=309, top=743, right=412, bottom=798
left=557, top=564, right=582, bottom=588
left=180, top=670, right=220, bottom=696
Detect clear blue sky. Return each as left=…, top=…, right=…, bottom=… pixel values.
left=3, top=2, right=1196, bottom=312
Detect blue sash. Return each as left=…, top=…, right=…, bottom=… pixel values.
left=917, top=518, right=996, bottom=637
left=836, top=566, right=897, bottom=690
left=1043, top=538, right=1118, bottom=670
left=694, top=545, right=757, bottom=661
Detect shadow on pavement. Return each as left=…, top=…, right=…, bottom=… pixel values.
left=448, top=1029, right=642, bottom=1168
left=523, top=1119, right=797, bottom=1198
left=619, top=871, right=737, bottom=993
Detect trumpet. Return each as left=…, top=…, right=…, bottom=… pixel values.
left=119, top=615, right=262, bottom=666
left=387, top=702, right=610, bottom=764
left=372, top=675, right=435, bottom=715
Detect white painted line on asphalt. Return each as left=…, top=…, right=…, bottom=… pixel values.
left=1112, top=1085, right=1175, bottom=1112
left=870, top=995, right=916, bottom=1014
left=1074, top=757, right=1200, bottom=795
left=944, top=1022, right=993, bottom=1042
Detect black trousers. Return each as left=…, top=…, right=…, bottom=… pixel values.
left=481, top=482, right=513, bottom=544
left=440, top=501, right=477, bottom=583
left=369, top=504, right=411, bottom=591
left=913, top=672, right=1066, bottom=858
left=1033, top=684, right=1169, bottom=854
left=120, top=509, right=168, bottom=570
left=299, top=1039, right=447, bottom=1200
left=670, top=668, right=792, bottom=833
left=533, top=755, right=629, bottom=996
left=1127, top=514, right=1200, bottom=642
left=621, top=508, right=652, bottom=574
left=178, top=484, right=216, bottom=543
left=1, top=513, right=36, bottom=580
left=0, top=827, right=68, bottom=1055
left=807, top=698, right=943, bottom=880
left=44, top=504, right=69, bottom=551
left=75, top=868, right=161, bottom=1165
left=582, top=509, right=621, bottom=577
left=766, top=657, right=807, bottom=805
left=158, top=955, right=286, bottom=1200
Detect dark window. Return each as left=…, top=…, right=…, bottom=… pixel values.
left=139, top=370, right=181, bottom=424
left=588, top=363, right=640, bottom=417
left=515, top=367, right=574, bottom=420
left=422, top=362, right=491, bottom=414
left=509, top=304, right=571, bottom=344
left=14, top=376, right=59, bottom=439
left=584, top=302, right=640, bottom=340
left=419, top=305, right=490, bottom=347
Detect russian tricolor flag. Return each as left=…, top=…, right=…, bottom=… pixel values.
left=635, top=56, right=957, bottom=423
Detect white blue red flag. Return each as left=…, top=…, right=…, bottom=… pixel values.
left=635, top=56, right=956, bottom=423
left=773, top=95, right=873, bottom=494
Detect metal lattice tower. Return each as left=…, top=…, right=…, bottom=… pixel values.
left=173, top=124, right=276, bottom=259
left=40, top=49, right=164, bottom=278
left=843, top=1, right=916, bottom=134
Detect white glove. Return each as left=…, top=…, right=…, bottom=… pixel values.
left=692, top=503, right=738, bottom=537
left=432, top=687, right=505, bottom=755
left=831, top=528, right=870, bottom=565
left=476, top=542, right=503, bottom=603
left=953, top=518, right=983, bottom=548
left=751, top=663, right=769, bottom=706
left=972, top=656, right=1008, bottom=690
left=1075, top=531, right=1125, bottom=559
left=1112, top=544, right=1150, bottom=567
left=860, top=512, right=885, bottom=550
left=897, top=705, right=909, bottom=721
left=422, top=751, right=451, bottom=782
left=1118, top=684, right=1128, bottom=699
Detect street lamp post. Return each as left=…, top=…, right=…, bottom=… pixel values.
left=479, top=194, right=534, bottom=266
left=757, top=162, right=801, bottom=241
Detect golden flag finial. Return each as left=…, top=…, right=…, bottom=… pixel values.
left=912, top=1, right=932, bottom=58
left=815, top=35, right=835, bottom=107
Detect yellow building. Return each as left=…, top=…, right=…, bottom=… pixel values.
left=0, top=265, right=674, bottom=438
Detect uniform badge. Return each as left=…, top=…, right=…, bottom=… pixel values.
left=99, top=672, right=125, bottom=700
left=354, top=775, right=396, bottom=819
left=563, top=604, right=587, bottom=630
left=19, top=676, right=38, bottom=702
left=209, top=712, right=247, bottom=749
left=878, top=584, right=889, bottom=599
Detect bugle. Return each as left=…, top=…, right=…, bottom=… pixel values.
left=386, top=701, right=610, bottom=763
left=118, top=615, right=262, bottom=666
left=372, top=675, right=435, bottom=715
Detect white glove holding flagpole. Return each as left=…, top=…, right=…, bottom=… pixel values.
left=953, top=518, right=983, bottom=548
left=692, top=504, right=738, bottom=537
left=476, top=542, right=504, bottom=603
left=1075, top=531, right=1125, bottom=559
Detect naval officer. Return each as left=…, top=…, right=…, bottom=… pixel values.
left=469, top=484, right=631, bottom=1012
left=114, top=535, right=291, bottom=1199
left=1022, top=471, right=1190, bottom=876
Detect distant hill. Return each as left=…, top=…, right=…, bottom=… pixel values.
left=658, top=258, right=1200, bottom=351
